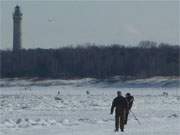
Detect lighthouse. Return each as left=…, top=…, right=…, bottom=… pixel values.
left=13, top=5, right=22, bottom=51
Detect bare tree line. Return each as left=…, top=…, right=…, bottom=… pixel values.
left=1, top=41, right=180, bottom=79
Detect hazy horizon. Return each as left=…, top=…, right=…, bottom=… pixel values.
left=1, top=0, right=179, bottom=50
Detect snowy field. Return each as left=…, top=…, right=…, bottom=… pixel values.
left=0, top=77, right=180, bottom=135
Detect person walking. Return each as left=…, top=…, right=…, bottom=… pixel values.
left=124, top=93, right=134, bottom=125
left=110, top=91, right=128, bottom=132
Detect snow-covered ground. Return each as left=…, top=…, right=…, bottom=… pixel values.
left=0, top=77, right=180, bottom=135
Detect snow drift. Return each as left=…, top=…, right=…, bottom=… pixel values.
left=0, top=76, right=179, bottom=88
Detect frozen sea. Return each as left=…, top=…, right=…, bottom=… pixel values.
left=0, top=77, right=180, bottom=135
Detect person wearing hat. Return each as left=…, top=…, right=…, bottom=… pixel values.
left=124, top=93, right=134, bottom=124
left=110, top=91, right=128, bottom=132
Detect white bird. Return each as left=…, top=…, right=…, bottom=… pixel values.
left=48, top=18, right=55, bottom=23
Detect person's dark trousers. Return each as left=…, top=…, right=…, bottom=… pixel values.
left=125, top=110, right=129, bottom=124
left=115, top=110, right=126, bottom=131
left=115, top=114, right=120, bottom=131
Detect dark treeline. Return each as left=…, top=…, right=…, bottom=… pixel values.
left=1, top=41, right=180, bottom=79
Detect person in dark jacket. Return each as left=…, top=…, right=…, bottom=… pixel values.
left=111, top=91, right=128, bottom=132
left=124, top=93, right=134, bottom=124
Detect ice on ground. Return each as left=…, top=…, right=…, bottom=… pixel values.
left=0, top=77, right=180, bottom=135
left=0, top=76, right=179, bottom=88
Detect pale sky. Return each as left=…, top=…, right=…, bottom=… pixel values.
left=0, top=0, right=179, bottom=49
